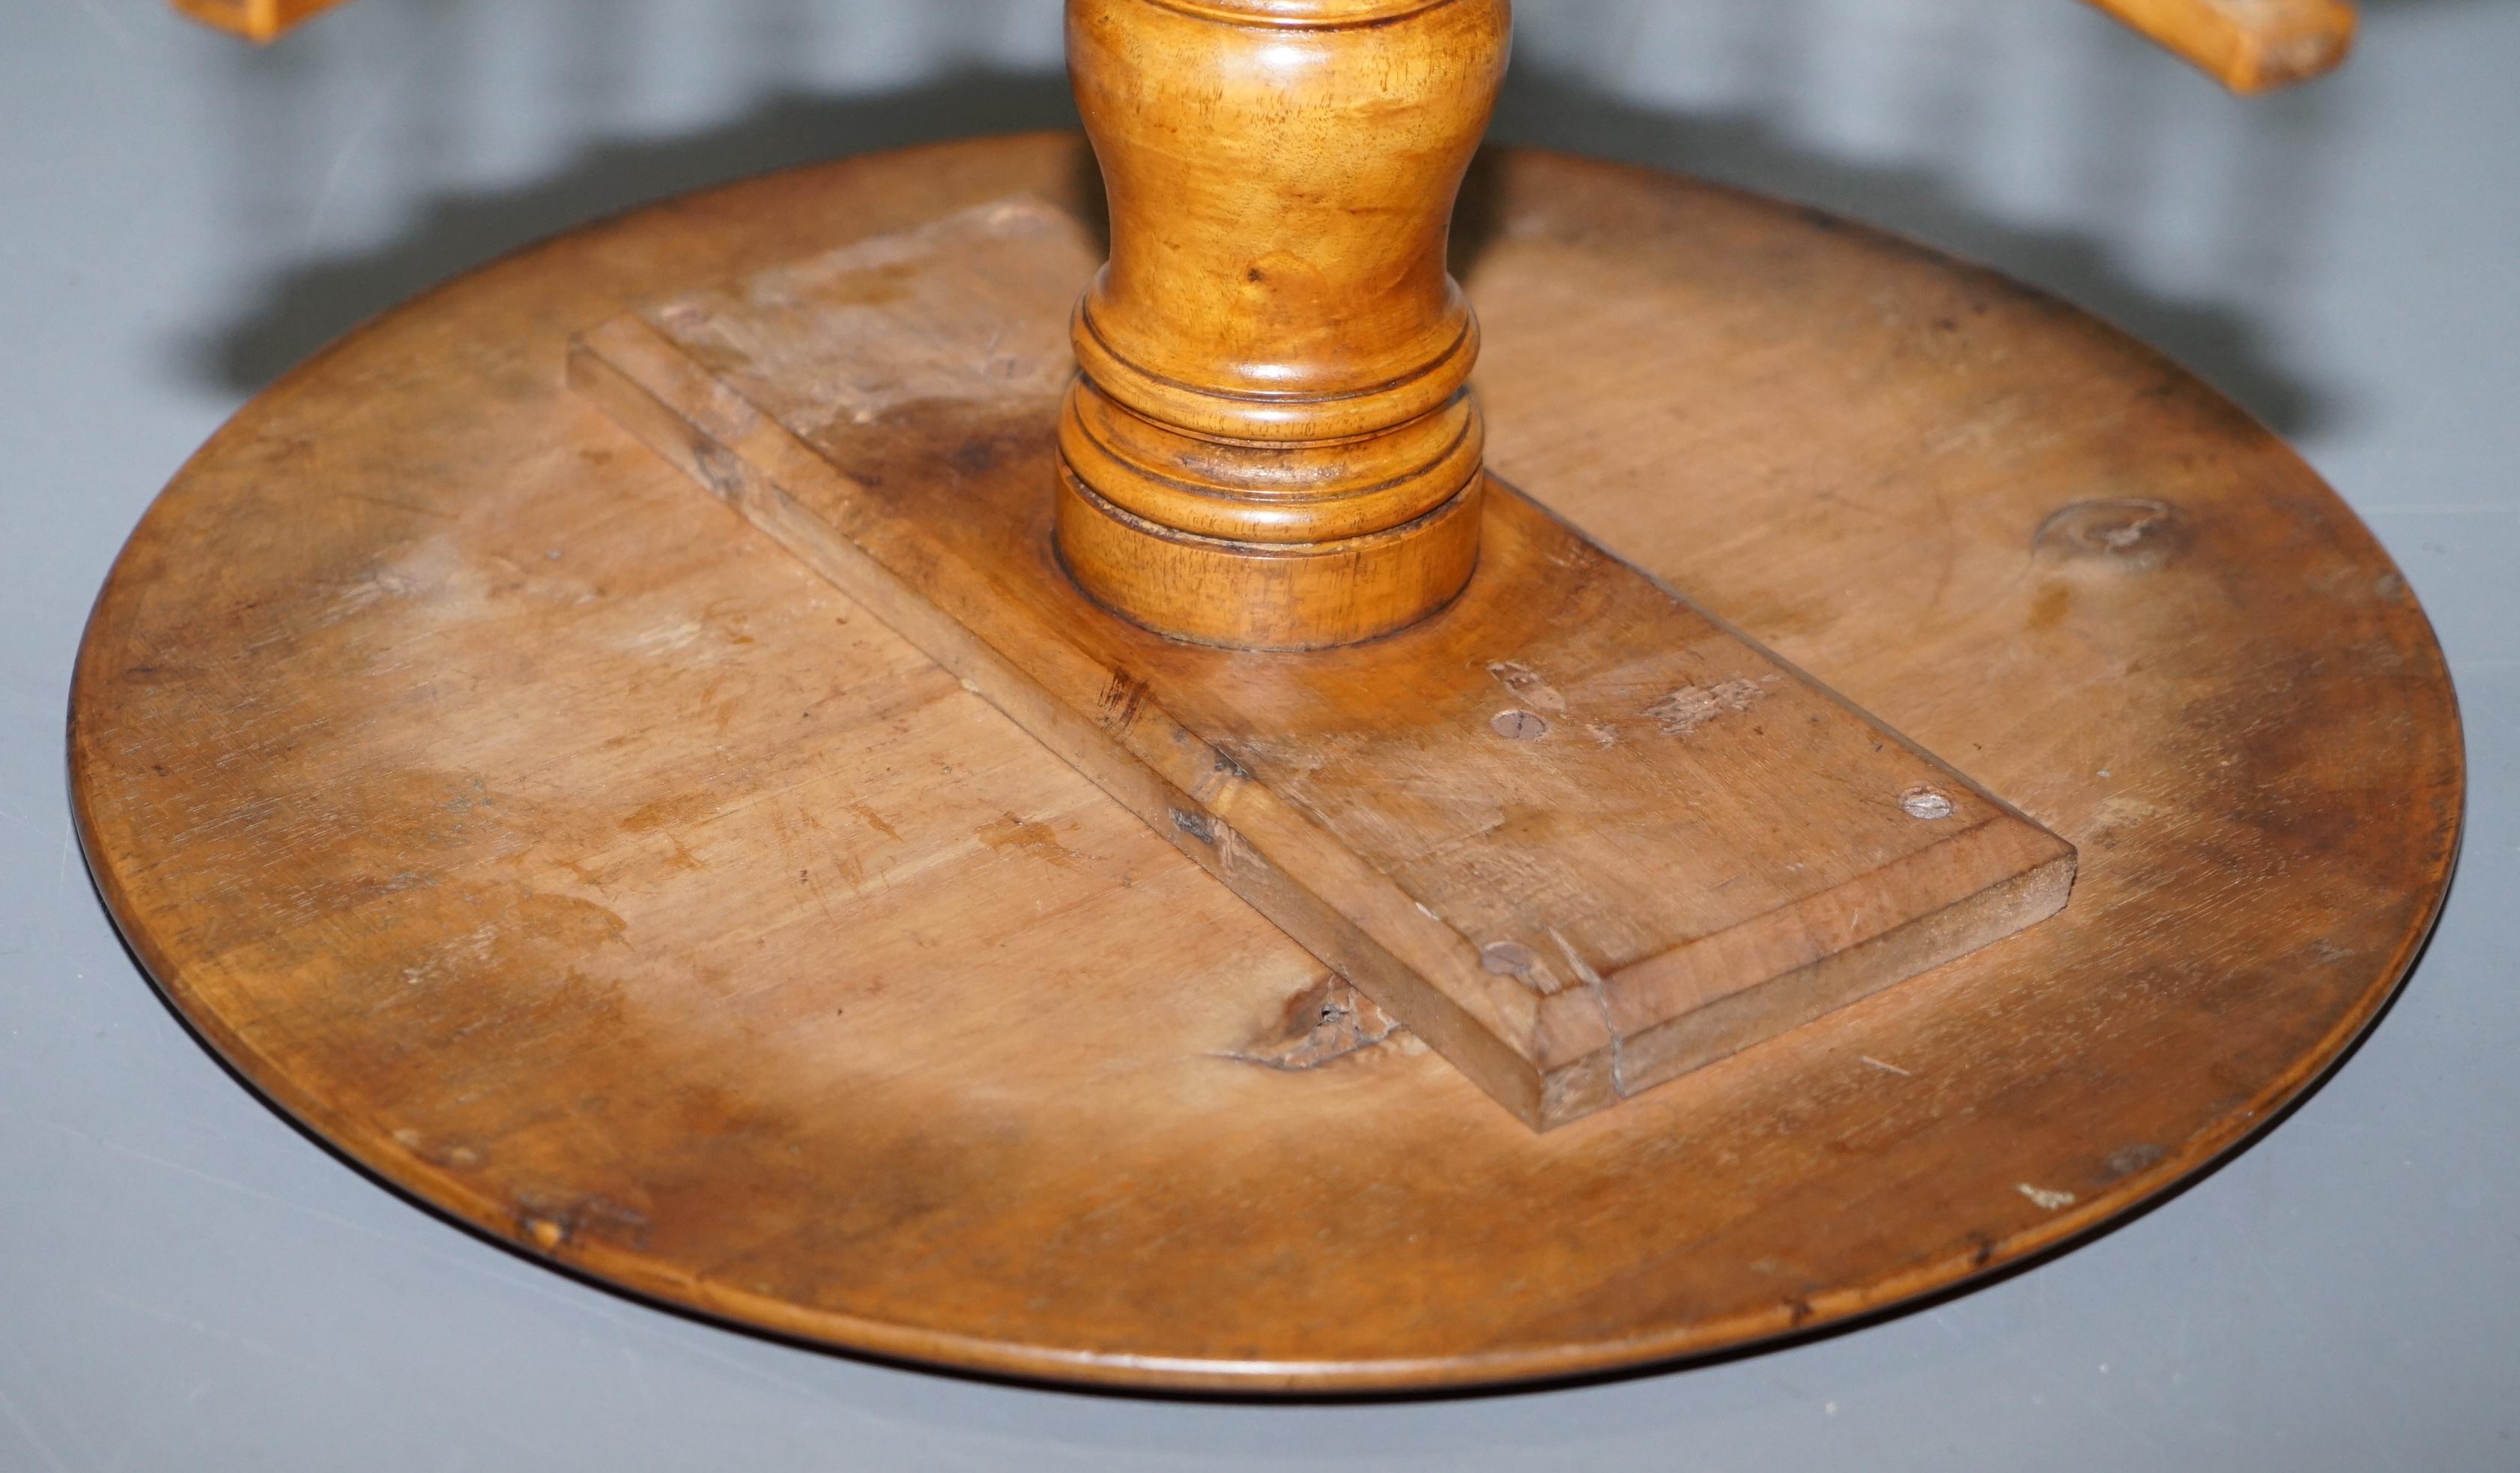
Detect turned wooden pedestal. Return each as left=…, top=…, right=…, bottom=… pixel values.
left=569, top=196, right=2078, bottom=1130
left=541, top=0, right=2086, bottom=1131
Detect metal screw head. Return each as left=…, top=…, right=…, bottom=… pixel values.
left=1491, top=710, right=1548, bottom=741
left=1481, top=941, right=1538, bottom=976
left=1900, top=787, right=1956, bottom=820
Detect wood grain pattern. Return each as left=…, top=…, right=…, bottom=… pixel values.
left=70, top=138, right=2462, bottom=1391
left=571, top=196, right=2077, bottom=1130
left=1055, top=0, right=1511, bottom=649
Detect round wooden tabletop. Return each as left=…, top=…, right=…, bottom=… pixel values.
left=69, top=136, right=2463, bottom=1394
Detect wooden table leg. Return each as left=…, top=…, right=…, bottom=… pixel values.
left=1055, top=0, right=1509, bottom=652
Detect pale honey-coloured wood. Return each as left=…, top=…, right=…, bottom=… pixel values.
left=1055, top=0, right=1512, bottom=650
left=71, top=139, right=2462, bottom=1391
left=571, top=196, right=2077, bottom=1129
left=2084, top=0, right=2357, bottom=91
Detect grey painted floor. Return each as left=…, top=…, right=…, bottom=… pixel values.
left=4, top=1, right=2513, bottom=1469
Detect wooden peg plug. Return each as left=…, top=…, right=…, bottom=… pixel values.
left=1056, top=0, right=1514, bottom=651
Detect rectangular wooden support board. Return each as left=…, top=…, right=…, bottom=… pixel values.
left=569, top=197, right=2077, bottom=1130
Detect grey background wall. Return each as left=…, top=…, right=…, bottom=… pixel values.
left=4, top=1, right=2513, bottom=1468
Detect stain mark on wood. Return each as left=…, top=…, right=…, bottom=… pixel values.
left=692, top=441, right=748, bottom=503
left=2029, top=582, right=2072, bottom=632
left=1099, top=668, right=1151, bottom=732
left=2103, top=1143, right=2168, bottom=1179
left=978, top=814, right=1077, bottom=868
left=846, top=802, right=903, bottom=842
left=2034, top=498, right=2181, bottom=571
left=515, top=1192, right=655, bottom=1253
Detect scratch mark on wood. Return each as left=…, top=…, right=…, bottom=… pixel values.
left=1486, top=660, right=1568, bottom=713
left=845, top=802, right=903, bottom=842
left=1550, top=927, right=1627, bottom=1097
left=1647, top=676, right=1779, bottom=736
left=620, top=791, right=717, bottom=834
left=1098, top=668, right=1151, bottom=732
left=1217, top=976, right=1402, bottom=1071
